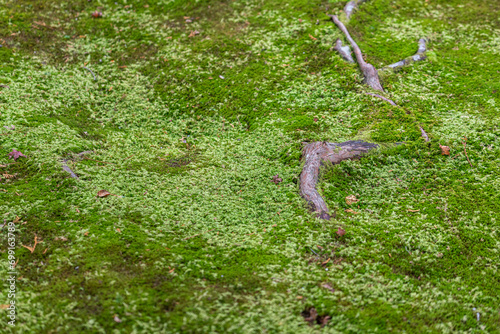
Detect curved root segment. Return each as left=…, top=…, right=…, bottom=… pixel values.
left=380, top=38, right=428, bottom=71
left=300, top=141, right=378, bottom=220
left=334, top=39, right=355, bottom=63
left=329, top=14, right=384, bottom=92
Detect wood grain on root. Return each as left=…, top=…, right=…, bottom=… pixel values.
left=380, top=38, right=427, bottom=71
left=329, top=15, right=384, bottom=92
left=334, top=39, right=354, bottom=63
left=300, top=140, right=378, bottom=220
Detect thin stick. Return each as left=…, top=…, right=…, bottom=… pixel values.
left=419, top=126, right=430, bottom=142
left=463, top=138, right=473, bottom=167
left=380, top=38, right=428, bottom=71
left=83, top=66, right=97, bottom=81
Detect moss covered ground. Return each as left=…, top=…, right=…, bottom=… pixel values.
left=0, top=0, right=499, bottom=332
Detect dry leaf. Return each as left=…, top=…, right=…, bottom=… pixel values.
left=271, top=174, right=282, bottom=184
left=345, top=208, right=359, bottom=214
left=113, top=314, right=122, bottom=323
left=439, top=145, right=450, bottom=155
left=321, top=283, right=335, bottom=292
left=345, top=195, right=358, bottom=205
left=169, top=268, right=175, bottom=273
left=97, top=190, right=111, bottom=198
left=8, top=149, right=27, bottom=161
left=407, top=209, right=420, bottom=212
left=0, top=304, right=10, bottom=309
left=321, top=258, right=330, bottom=265
left=84, top=232, right=89, bottom=236
left=22, top=235, right=40, bottom=253
left=13, top=216, right=20, bottom=223
left=336, top=227, right=346, bottom=236
left=296, top=296, right=303, bottom=300
left=308, top=34, right=317, bottom=41
left=116, top=228, right=121, bottom=233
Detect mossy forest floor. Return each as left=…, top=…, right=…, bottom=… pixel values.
left=1, top=0, right=499, bottom=332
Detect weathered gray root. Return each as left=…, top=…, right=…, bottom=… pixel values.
left=329, top=15, right=384, bottom=92
left=380, top=38, right=427, bottom=71
left=343, top=0, right=369, bottom=21
left=300, top=140, right=378, bottom=220
left=334, top=39, right=355, bottom=63
left=419, top=126, right=430, bottom=142
left=365, top=92, right=396, bottom=105
left=62, top=151, right=94, bottom=178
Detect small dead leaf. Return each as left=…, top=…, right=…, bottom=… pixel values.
left=321, top=258, right=330, bottom=265
left=22, top=235, right=40, bottom=253
left=75, top=208, right=80, bottom=213
left=13, top=216, right=21, bottom=223
left=313, top=117, right=318, bottom=122
left=345, top=195, right=358, bottom=205
left=92, top=11, right=103, bottom=18
left=308, top=34, right=317, bottom=41
left=336, top=227, right=346, bottom=236
left=321, top=283, right=335, bottom=292
left=113, top=314, right=122, bottom=323
left=169, top=268, right=175, bottom=273
left=296, top=295, right=303, bottom=300
left=97, top=190, right=111, bottom=198
left=116, top=228, right=121, bottom=233
left=55, top=236, right=68, bottom=241
left=8, top=149, right=27, bottom=161
left=0, top=304, right=10, bottom=309
left=271, top=174, right=282, bottom=184
left=439, top=144, right=450, bottom=155
left=84, top=232, right=89, bottom=236
left=345, top=208, right=359, bottom=214
left=407, top=209, right=420, bottom=212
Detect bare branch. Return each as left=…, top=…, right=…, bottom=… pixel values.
left=419, top=126, right=430, bottom=142
left=328, top=15, right=384, bottom=92
left=300, top=141, right=378, bottom=219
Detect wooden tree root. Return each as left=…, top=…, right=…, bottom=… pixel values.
left=380, top=38, right=428, bottom=71
left=62, top=151, right=94, bottom=178
left=300, top=140, right=378, bottom=220
left=334, top=39, right=354, bottom=63
left=343, top=0, right=369, bottom=21
left=329, top=14, right=384, bottom=92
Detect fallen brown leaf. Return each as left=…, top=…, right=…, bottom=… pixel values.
left=336, top=227, right=346, bottom=236
left=321, top=258, right=330, bottom=265
left=22, top=235, right=41, bottom=253
left=345, top=208, right=359, bottom=214
left=0, top=305, right=10, bottom=309
left=13, top=216, right=20, bottom=223
left=113, top=314, right=122, bottom=323
left=439, top=145, right=450, bottom=155
left=97, top=190, right=111, bottom=198
left=345, top=195, right=358, bottom=205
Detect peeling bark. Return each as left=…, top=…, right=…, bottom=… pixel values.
left=300, top=141, right=378, bottom=219
left=329, top=15, right=384, bottom=92
left=334, top=39, right=355, bottom=63
left=380, top=38, right=427, bottom=71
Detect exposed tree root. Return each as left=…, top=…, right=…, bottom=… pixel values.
left=329, top=14, right=384, bottom=92
left=343, top=0, right=369, bottom=21
left=380, top=38, right=428, bottom=71
left=300, top=141, right=378, bottom=220
left=365, top=92, right=396, bottom=106
left=61, top=151, right=94, bottom=178
left=333, top=39, right=354, bottom=63
left=419, top=126, right=430, bottom=142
